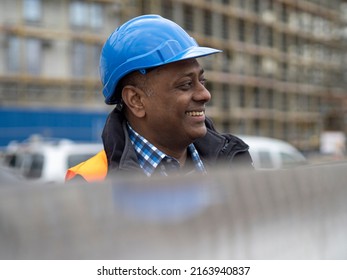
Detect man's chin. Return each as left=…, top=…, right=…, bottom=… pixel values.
left=190, top=126, right=207, bottom=141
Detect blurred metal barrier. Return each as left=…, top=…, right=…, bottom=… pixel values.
left=0, top=163, right=347, bottom=260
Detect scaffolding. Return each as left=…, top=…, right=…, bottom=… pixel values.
left=0, top=0, right=346, bottom=151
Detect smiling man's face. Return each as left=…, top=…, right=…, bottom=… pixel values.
left=138, top=58, right=212, bottom=152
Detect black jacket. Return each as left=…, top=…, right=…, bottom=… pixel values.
left=102, top=109, right=253, bottom=176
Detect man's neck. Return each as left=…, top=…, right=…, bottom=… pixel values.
left=127, top=121, right=189, bottom=167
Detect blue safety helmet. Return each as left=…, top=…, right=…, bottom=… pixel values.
left=99, top=14, right=222, bottom=105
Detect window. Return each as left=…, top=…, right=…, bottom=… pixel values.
left=222, top=15, right=229, bottom=40
left=161, top=0, right=173, bottom=19
left=70, top=1, right=87, bottom=27
left=281, top=34, right=287, bottom=52
left=267, top=27, right=273, bottom=47
left=23, top=0, right=42, bottom=22
left=267, top=89, right=274, bottom=109
left=7, top=36, right=21, bottom=73
left=258, top=151, right=274, bottom=168
left=237, top=119, right=246, bottom=134
left=71, top=41, right=86, bottom=77
left=281, top=3, right=288, bottom=23
left=281, top=62, right=288, bottom=81
left=222, top=50, right=232, bottom=72
left=254, top=87, right=260, bottom=108
left=253, top=55, right=261, bottom=75
left=280, top=152, right=305, bottom=168
left=234, top=52, right=245, bottom=73
left=282, top=93, right=287, bottom=111
left=183, top=4, right=194, bottom=31
left=238, top=0, right=246, bottom=9
left=7, top=36, right=42, bottom=75
left=90, top=3, right=103, bottom=29
left=254, top=119, right=261, bottom=135
left=254, top=24, right=260, bottom=44
left=239, top=86, right=245, bottom=107
left=204, top=10, right=212, bottom=36
left=22, top=153, right=44, bottom=179
left=91, top=44, right=102, bottom=77
left=26, top=38, right=42, bottom=75
left=222, top=84, right=230, bottom=110
left=71, top=42, right=101, bottom=78
left=70, top=1, right=103, bottom=29
left=253, top=0, right=260, bottom=13
left=238, top=19, right=245, bottom=42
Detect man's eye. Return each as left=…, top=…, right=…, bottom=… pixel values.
left=179, top=82, right=192, bottom=90
left=200, top=78, right=207, bottom=85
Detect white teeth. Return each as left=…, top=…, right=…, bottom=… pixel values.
left=186, top=111, right=204, bottom=116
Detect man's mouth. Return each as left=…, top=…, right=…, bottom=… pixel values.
left=185, top=110, right=204, bottom=117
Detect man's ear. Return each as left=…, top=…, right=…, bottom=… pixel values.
left=121, top=85, right=146, bottom=118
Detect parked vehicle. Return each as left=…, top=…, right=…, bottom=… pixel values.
left=1, top=135, right=102, bottom=183
left=0, top=166, right=22, bottom=185
left=239, top=135, right=307, bottom=170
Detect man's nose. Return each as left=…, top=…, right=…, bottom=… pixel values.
left=194, top=83, right=211, bottom=102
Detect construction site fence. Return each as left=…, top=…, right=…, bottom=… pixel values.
left=0, top=162, right=347, bottom=259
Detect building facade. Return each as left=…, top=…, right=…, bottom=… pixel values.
left=0, top=0, right=346, bottom=151
left=0, top=0, right=128, bottom=109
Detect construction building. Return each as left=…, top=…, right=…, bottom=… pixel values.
left=0, top=0, right=346, bottom=151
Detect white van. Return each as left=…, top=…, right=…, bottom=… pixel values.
left=239, top=135, right=307, bottom=170
left=2, top=136, right=103, bottom=183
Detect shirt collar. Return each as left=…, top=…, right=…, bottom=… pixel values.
left=127, top=123, right=206, bottom=176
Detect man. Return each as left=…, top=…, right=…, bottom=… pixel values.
left=66, top=15, right=252, bottom=182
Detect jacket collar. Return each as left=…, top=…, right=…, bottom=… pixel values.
left=193, top=117, right=249, bottom=168
left=102, top=109, right=249, bottom=174
left=102, top=109, right=141, bottom=174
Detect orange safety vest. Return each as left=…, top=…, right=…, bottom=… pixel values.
left=65, top=150, right=108, bottom=182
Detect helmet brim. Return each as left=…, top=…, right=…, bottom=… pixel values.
left=165, top=46, right=222, bottom=64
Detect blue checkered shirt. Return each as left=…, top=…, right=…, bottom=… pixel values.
left=127, top=123, right=206, bottom=177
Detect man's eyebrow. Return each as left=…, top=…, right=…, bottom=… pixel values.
left=178, top=67, right=205, bottom=78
